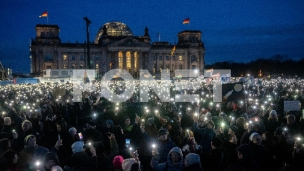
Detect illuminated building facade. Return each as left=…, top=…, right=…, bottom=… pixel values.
left=30, top=22, right=205, bottom=78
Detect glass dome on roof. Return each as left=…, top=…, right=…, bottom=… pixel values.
left=94, top=22, right=133, bottom=43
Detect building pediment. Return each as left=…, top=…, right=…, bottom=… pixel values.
left=107, top=37, right=150, bottom=50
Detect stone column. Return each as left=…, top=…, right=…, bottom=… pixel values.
left=115, top=52, right=119, bottom=69
left=123, top=51, right=126, bottom=70
left=130, top=51, right=133, bottom=73
left=138, top=52, right=142, bottom=70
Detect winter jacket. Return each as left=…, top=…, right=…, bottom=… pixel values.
left=151, top=147, right=184, bottom=171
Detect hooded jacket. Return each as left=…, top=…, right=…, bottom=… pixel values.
left=151, top=147, right=184, bottom=171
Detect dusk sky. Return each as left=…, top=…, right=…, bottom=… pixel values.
left=1, top=0, right=304, bottom=74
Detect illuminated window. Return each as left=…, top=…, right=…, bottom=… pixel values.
left=63, top=64, right=68, bottom=69
left=179, top=56, right=183, bottom=61
left=134, top=52, right=137, bottom=69
left=63, top=55, right=67, bottom=61
left=80, top=64, right=84, bottom=69
left=126, top=52, right=131, bottom=68
left=118, top=52, right=123, bottom=69
left=96, top=64, right=99, bottom=69
left=71, top=64, right=75, bottom=69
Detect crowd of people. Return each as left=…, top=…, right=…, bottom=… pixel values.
left=0, top=78, right=304, bottom=171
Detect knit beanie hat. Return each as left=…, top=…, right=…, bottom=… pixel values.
left=71, top=141, right=84, bottom=153
left=106, top=119, right=114, bottom=127
left=249, top=132, right=259, bottom=141
left=275, top=127, right=283, bottom=135
left=185, top=153, right=200, bottom=166
left=158, top=128, right=169, bottom=137
left=211, top=137, right=223, bottom=148
left=112, top=155, right=124, bottom=169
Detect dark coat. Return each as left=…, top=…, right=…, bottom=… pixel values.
left=203, top=148, right=225, bottom=171
left=182, top=163, right=203, bottom=171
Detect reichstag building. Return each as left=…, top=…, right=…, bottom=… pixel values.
left=30, top=22, right=205, bottom=78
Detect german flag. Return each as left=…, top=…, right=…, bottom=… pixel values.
left=183, top=18, right=190, bottom=24
left=39, top=11, right=48, bottom=18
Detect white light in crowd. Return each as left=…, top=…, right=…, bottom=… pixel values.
left=297, top=137, right=301, bottom=141
left=152, top=144, right=156, bottom=149
left=88, top=142, right=92, bottom=146
left=35, top=161, right=41, bottom=166
left=221, top=122, right=225, bottom=127
left=194, top=113, right=198, bottom=117
left=155, top=110, right=158, bottom=113
left=129, top=147, right=133, bottom=151
left=93, top=113, right=96, bottom=117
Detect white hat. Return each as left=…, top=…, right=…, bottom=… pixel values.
left=269, top=110, right=277, bottom=115
left=249, top=132, right=259, bottom=141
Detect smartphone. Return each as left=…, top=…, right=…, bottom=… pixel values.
left=78, top=133, right=83, bottom=140
left=302, top=109, right=304, bottom=119
left=126, top=139, right=130, bottom=147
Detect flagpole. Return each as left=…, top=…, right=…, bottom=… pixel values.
left=158, top=33, right=161, bottom=42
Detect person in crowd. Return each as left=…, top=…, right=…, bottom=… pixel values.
left=11, top=120, right=39, bottom=152
left=290, top=139, right=304, bottom=171
left=192, top=116, right=216, bottom=157
left=82, top=120, right=104, bottom=154
left=68, top=127, right=80, bottom=143
left=151, top=147, right=184, bottom=171
left=226, top=144, right=259, bottom=171
left=286, top=114, right=300, bottom=135
left=182, top=130, right=202, bottom=156
left=164, top=118, right=184, bottom=148
left=272, top=127, right=293, bottom=171
left=113, top=155, right=124, bottom=171
left=248, top=132, right=270, bottom=171
left=122, top=150, right=141, bottom=171
left=154, top=128, right=177, bottom=163
left=264, top=110, right=280, bottom=134
left=203, top=136, right=225, bottom=171
left=0, top=138, right=11, bottom=155
left=223, top=134, right=238, bottom=168
left=17, top=134, right=49, bottom=170
left=122, top=115, right=140, bottom=140
left=1, top=149, right=20, bottom=171
left=71, top=140, right=98, bottom=170
left=1, top=117, right=17, bottom=139
left=183, top=153, right=203, bottom=171
left=145, top=117, right=159, bottom=139
left=54, top=120, right=73, bottom=167
left=43, top=152, right=60, bottom=171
